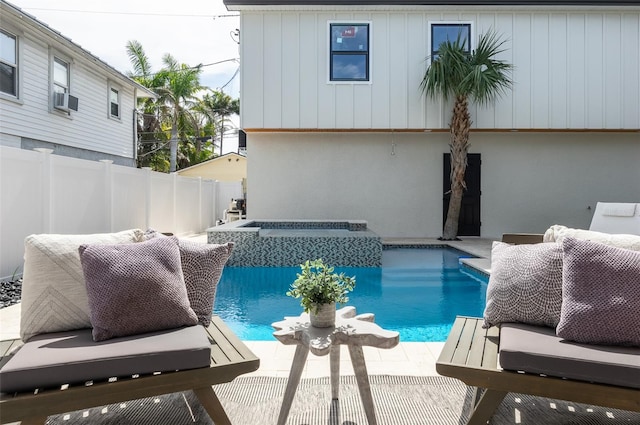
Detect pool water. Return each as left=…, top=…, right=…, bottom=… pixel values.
left=213, top=247, right=488, bottom=342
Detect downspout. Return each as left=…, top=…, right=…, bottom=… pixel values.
left=133, top=88, right=138, bottom=166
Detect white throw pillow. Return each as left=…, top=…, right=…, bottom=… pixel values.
left=543, top=225, right=640, bottom=251
left=20, top=229, right=144, bottom=341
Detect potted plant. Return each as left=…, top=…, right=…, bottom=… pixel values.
left=286, top=259, right=356, bottom=327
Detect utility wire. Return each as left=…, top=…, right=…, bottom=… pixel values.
left=129, top=58, right=239, bottom=79
left=23, top=7, right=238, bottom=19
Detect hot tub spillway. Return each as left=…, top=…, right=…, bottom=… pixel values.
left=207, top=220, right=382, bottom=267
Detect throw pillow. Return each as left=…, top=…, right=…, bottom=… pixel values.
left=556, top=237, right=640, bottom=347
left=543, top=225, right=640, bottom=251
left=483, top=241, right=563, bottom=328
left=142, top=229, right=234, bottom=326
left=20, top=229, right=145, bottom=341
left=79, top=237, right=198, bottom=341
left=179, top=239, right=234, bottom=326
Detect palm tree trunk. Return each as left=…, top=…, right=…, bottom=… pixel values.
left=169, top=124, right=178, bottom=173
left=442, top=95, right=471, bottom=240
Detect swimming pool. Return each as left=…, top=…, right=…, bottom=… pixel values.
left=213, top=247, right=488, bottom=342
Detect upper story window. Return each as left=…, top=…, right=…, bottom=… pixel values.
left=51, top=54, right=78, bottom=112
left=53, top=57, right=69, bottom=96
left=430, top=22, right=472, bottom=61
left=0, top=29, right=18, bottom=97
left=109, top=86, right=120, bottom=119
left=329, top=22, right=370, bottom=82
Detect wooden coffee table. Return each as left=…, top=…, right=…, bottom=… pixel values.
left=272, top=306, right=399, bottom=425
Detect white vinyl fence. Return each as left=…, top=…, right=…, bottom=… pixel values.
left=0, top=146, right=242, bottom=280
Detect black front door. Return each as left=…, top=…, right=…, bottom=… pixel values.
left=443, top=153, right=481, bottom=236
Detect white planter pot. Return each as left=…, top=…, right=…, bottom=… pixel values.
left=310, top=302, right=336, bottom=328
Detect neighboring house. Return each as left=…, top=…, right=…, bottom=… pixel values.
left=0, top=0, right=155, bottom=166
left=224, top=0, right=640, bottom=239
left=177, top=152, right=247, bottom=182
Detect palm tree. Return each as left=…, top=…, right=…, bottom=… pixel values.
left=156, top=54, right=203, bottom=172
left=421, top=30, right=513, bottom=240
left=195, top=91, right=239, bottom=155
left=126, top=40, right=167, bottom=169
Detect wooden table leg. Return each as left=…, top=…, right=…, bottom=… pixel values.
left=194, top=386, right=232, bottom=425
left=330, top=345, right=340, bottom=400
left=277, top=345, right=309, bottom=425
left=466, top=388, right=507, bottom=425
left=348, top=345, right=377, bottom=425
left=17, top=417, right=48, bottom=425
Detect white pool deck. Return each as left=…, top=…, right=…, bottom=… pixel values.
left=0, top=237, right=494, bottom=379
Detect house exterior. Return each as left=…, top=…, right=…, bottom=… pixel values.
left=177, top=152, right=247, bottom=182
left=0, top=0, right=155, bottom=167
left=224, top=0, right=640, bottom=239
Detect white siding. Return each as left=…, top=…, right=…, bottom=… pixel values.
left=0, top=26, right=137, bottom=158
left=239, top=8, right=640, bottom=130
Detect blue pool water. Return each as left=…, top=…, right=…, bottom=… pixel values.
left=213, top=247, right=488, bottom=342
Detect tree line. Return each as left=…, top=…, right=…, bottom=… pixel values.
left=126, top=40, right=239, bottom=173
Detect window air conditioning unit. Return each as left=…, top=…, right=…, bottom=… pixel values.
left=54, top=92, right=79, bottom=111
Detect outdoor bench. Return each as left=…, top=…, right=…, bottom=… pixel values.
left=437, top=316, right=640, bottom=425
left=0, top=315, right=259, bottom=425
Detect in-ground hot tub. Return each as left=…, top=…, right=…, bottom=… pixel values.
left=207, top=220, right=382, bottom=266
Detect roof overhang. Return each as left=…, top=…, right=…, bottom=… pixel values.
left=1, top=0, right=157, bottom=99
left=224, top=0, right=640, bottom=9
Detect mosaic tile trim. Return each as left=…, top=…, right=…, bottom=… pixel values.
left=239, top=220, right=367, bottom=231
left=209, top=221, right=381, bottom=267
left=382, top=244, right=448, bottom=250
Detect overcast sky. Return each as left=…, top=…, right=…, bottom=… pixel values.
left=10, top=0, right=242, bottom=152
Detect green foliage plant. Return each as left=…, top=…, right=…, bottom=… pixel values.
left=286, top=259, right=356, bottom=314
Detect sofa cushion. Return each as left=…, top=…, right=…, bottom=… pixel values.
left=20, top=229, right=145, bottom=341
left=178, top=239, right=234, bottom=327
left=499, top=323, right=640, bottom=389
left=0, top=325, right=211, bottom=393
left=556, top=237, right=640, bottom=347
left=543, top=225, right=640, bottom=251
left=483, top=241, right=563, bottom=328
left=79, top=237, right=198, bottom=341
left=142, top=230, right=234, bottom=327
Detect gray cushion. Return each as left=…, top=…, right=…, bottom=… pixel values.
left=0, top=325, right=211, bottom=393
left=484, top=241, right=563, bottom=328
left=20, top=229, right=145, bottom=341
left=142, top=230, right=234, bottom=327
left=79, top=237, right=198, bottom=341
left=499, top=323, right=640, bottom=389
left=178, top=240, right=234, bottom=327
left=557, top=237, right=640, bottom=347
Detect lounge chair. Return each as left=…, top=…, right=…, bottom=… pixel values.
left=437, top=316, right=640, bottom=425
left=437, top=229, right=640, bottom=424
left=0, top=316, right=259, bottom=424
left=502, top=201, right=640, bottom=244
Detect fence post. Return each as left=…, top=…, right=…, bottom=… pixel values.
left=34, top=148, right=53, bottom=233
left=195, top=177, right=202, bottom=232
left=143, top=167, right=152, bottom=230
left=172, top=173, right=178, bottom=234
left=99, top=160, right=114, bottom=231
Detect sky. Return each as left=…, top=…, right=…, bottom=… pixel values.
left=9, top=0, right=242, bottom=153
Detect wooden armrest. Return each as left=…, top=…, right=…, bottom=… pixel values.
left=501, top=233, right=544, bottom=245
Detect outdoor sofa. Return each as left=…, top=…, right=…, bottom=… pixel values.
left=0, top=230, right=259, bottom=424
left=437, top=209, right=640, bottom=424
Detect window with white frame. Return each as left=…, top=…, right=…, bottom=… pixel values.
left=109, top=85, right=120, bottom=118
left=51, top=55, right=70, bottom=112
left=430, top=22, right=472, bottom=60
left=0, top=29, right=18, bottom=97
left=329, top=23, right=370, bottom=82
